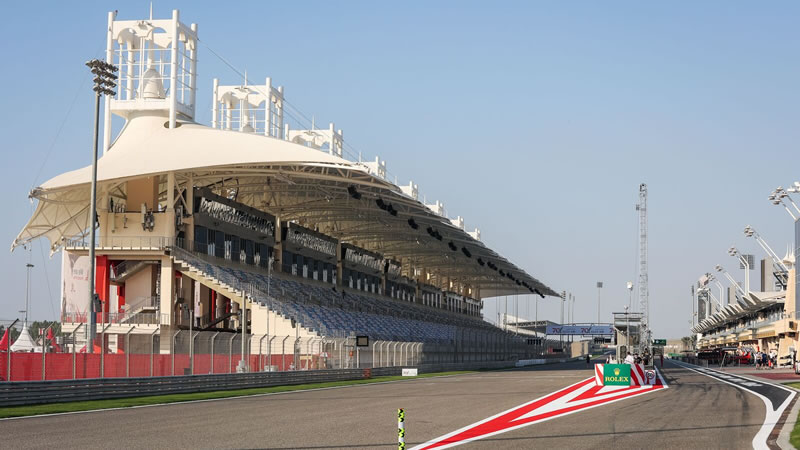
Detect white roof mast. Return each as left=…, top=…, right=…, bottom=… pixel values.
left=212, top=76, right=285, bottom=137
left=103, top=9, right=198, bottom=152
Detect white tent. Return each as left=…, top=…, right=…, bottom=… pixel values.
left=10, top=323, right=41, bottom=353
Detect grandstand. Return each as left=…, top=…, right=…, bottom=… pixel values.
left=12, top=8, right=559, bottom=366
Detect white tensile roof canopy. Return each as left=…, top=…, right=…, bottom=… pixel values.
left=14, top=113, right=557, bottom=299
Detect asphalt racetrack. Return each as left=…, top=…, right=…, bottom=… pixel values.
left=0, top=359, right=788, bottom=449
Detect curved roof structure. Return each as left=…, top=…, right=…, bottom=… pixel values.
left=15, top=113, right=557, bottom=299
left=692, top=291, right=785, bottom=334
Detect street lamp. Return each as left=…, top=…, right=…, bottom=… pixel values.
left=744, top=225, right=790, bottom=274
left=596, top=282, right=603, bottom=324
left=715, top=264, right=746, bottom=298
left=624, top=305, right=630, bottom=353
left=707, top=274, right=726, bottom=307
left=85, top=59, right=118, bottom=353
left=728, top=247, right=750, bottom=295
left=769, top=187, right=800, bottom=220
left=626, top=281, right=633, bottom=311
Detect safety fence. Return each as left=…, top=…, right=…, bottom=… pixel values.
left=1, top=327, right=566, bottom=382
left=0, top=360, right=517, bottom=407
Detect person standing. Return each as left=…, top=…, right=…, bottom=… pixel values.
left=586, top=354, right=591, bottom=367
left=624, top=352, right=634, bottom=364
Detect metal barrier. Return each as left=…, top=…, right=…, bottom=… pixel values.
left=1, top=328, right=567, bottom=383
left=0, top=360, right=515, bottom=407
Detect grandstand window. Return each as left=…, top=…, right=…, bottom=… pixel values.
left=231, top=235, right=240, bottom=263
left=207, top=229, right=216, bottom=256
left=214, top=231, right=224, bottom=258
left=194, top=225, right=207, bottom=253
left=282, top=250, right=291, bottom=273
left=244, top=239, right=254, bottom=265
left=256, top=244, right=269, bottom=268
left=224, top=235, right=232, bottom=260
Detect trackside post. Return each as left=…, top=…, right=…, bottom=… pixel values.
left=398, top=408, right=405, bottom=449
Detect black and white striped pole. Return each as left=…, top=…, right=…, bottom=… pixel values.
left=398, top=408, right=405, bottom=450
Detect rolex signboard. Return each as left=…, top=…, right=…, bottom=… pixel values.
left=603, top=364, right=631, bottom=386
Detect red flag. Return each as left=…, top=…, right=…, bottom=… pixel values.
left=79, top=344, right=103, bottom=353
left=46, top=328, right=62, bottom=352
left=0, top=329, right=8, bottom=351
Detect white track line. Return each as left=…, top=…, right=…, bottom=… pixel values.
left=670, top=360, right=795, bottom=450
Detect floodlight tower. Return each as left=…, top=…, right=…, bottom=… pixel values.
left=636, top=184, right=650, bottom=351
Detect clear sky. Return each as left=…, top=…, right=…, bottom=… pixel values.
left=1, top=1, right=799, bottom=339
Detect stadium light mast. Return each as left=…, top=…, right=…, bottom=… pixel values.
left=596, top=282, right=603, bottom=324
left=706, top=274, right=726, bottom=307
left=769, top=188, right=799, bottom=220
left=728, top=247, right=750, bottom=295
left=715, top=264, right=746, bottom=297
left=744, top=225, right=790, bottom=275
left=85, top=59, right=118, bottom=353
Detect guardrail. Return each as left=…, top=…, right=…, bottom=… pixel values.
left=0, top=361, right=515, bottom=407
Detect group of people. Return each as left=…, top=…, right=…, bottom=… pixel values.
left=753, top=349, right=778, bottom=370
left=622, top=350, right=651, bottom=365
left=604, top=349, right=657, bottom=366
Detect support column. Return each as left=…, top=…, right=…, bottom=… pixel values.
left=274, top=218, right=283, bottom=273
left=159, top=257, right=175, bottom=354
left=336, top=243, right=343, bottom=287
left=95, top=256, right=111, bottom=323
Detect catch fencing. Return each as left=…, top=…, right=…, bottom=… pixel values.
left=0, top=360, right=519, bottom=407
left=1, top=328, right=566, bottom=382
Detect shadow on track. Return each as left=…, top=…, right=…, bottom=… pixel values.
left=258, top=422, right=765, bottom=449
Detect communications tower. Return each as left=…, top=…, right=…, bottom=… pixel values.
left=636, top=184, right=650, bottom=352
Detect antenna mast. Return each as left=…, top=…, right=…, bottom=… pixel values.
left=636, top=183, right=650, bottom=351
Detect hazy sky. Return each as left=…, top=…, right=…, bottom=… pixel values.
left=1, top=1, right=799, bottom=338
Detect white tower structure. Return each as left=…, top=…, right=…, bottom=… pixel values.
left=400, top=181, right=419, bottom=200
left=212, top=76, right=285, bottom=137
left=286, top=122, right=344, bottom=157
left=636, top=183, right=650, bottom=350
left=104, top=9, right=199, bottom=151
left=362, top=156, right=387, bottom=179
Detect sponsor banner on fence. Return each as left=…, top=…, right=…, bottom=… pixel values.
left=545, top=325, right=614, bottom=335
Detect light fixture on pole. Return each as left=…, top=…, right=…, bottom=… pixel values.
left=769, top=187, right=800, bottom=220
left=777, top=186, right=800, bottom=214
left=744, top=225, right=790, bottom=288
left=706, top=274, right=726, bottom=307
left=596, top=282, right=603, bottom=324
left=626, top=281, right=633, bottom=311
left=624, top=305, right=630, bottom=352
left=24, top=254, right=34, bottom=328
left=715, top=264, right=746, bottom=297
left=728, top=246, right=750, bottom=295
left=85, top=58, right=118, bottom=354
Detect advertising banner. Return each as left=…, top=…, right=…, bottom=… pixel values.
left=603, top=364, right=631, bottom=386
left=546, top=325, right=614, bottom=335
left=61, top=252, right=90, bottom=315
